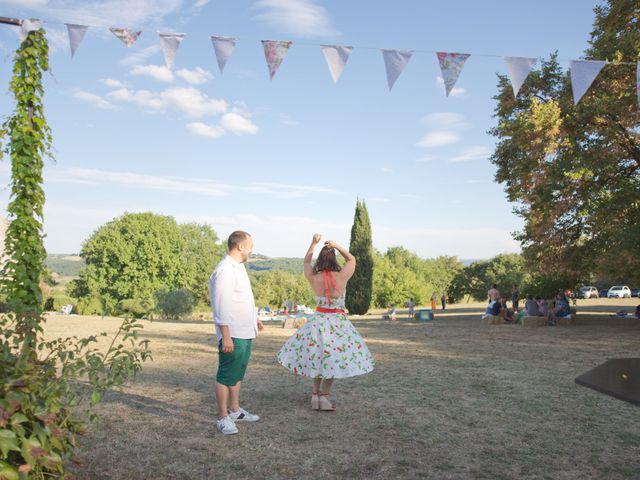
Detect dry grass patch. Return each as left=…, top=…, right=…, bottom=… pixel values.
left=42, top=300, right=640, bottom=479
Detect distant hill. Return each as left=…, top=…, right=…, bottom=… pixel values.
left=45, top=254, right=85, bottom=277
left=247, top=256, right=303, bottom=273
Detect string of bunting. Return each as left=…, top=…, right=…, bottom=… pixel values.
left=15, top=18, right=640, bottom=107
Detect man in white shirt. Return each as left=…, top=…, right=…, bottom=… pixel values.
left=210, top=231, right=264, bottom=435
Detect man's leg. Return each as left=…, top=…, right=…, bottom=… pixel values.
left=215, top=381, right=230, bottom=419
left=228, top=381, right=242, bottom=413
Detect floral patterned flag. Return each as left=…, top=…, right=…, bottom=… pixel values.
left=211, top=36, right=237, bottom=75
left=381, top=49, right=413, bottom=91
left=570, top=60, right=606, bottom=105
left=320, top=45, right=353, bottom=84
left=437, top=52, right=470, bottom=97
left=19, top=19, right=41, bottom=41
left=66, top=24, right=88, bottom=57
left=503, top=56, right=537, bottom=97
left=159, top=32, right=185, bottom=68
left=261, top=40, right=292, bottom=80
left=110, top=28, right=142, bottom=47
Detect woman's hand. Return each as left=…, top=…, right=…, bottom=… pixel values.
left=324, top=240, right=337, bottom=249
left=312, top=233, right=322, bottom=244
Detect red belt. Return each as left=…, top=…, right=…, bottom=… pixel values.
left=316, top=306, right=345, bottom=314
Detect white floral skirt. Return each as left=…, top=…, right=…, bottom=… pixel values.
left=277, top=311, right=375, bottom=379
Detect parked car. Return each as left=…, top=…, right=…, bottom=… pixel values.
left=630, top=288, right=640, bottom=298
left=599, top=288, right=609, bottom=298
left=579, top=286, right=599, bottom=299
left=607, top=286, right=631, bottom=298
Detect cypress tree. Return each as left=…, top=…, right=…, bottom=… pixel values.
left=345, top=199, right=373, bottom=314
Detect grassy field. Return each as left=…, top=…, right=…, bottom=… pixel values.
left=42, top=299, right=640, bottom=479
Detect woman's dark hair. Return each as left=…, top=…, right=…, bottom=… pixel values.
left=313, top=246, right=341, bottom=273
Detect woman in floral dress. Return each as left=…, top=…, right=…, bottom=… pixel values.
left=277, top=233, right=374, bottom=411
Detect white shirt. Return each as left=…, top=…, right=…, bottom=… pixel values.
left=210, top=255, right=257, bottom=342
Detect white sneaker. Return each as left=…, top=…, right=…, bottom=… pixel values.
left=228, top=408, right=260, bottom=422
left=216, top=415, right=238, bottom=435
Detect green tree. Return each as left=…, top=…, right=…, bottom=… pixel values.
left=489, top=0, right=639, bottom=285
left=345, top=200, right=373, bottom=314
left=179, top=223, right=224, bottom=304
left=72, top=212, right=189, bottom=312
left=251, top=270, right=314, bottom=309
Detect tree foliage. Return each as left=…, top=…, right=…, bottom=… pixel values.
left=489, top=0, right=639, bottom=285
left=179, top=223, right=224, bottom=304
left=251, top=270, right=314, bottom=309
left=345, top=200, right=373, bottom=314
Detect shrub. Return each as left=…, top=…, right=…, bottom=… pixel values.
left=0, top=313, right=152, bottom=478
left=115, top=299, right=153, bottom=319
left=155, top=289, right=195, bottom=319
left=44, top=297, right=55, bottom=311
left=76, top=294, right=104, bottom=316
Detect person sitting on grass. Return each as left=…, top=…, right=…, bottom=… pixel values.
left=525, top=294, right=541, bottom=316
left=386, top=304, right=397, bottom=321
left=547, top=292, right=571, bottom=326
left=536, top=296, right=549, bottom=317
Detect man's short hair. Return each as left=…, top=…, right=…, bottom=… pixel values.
left=227, top=231, right=251, bottom=252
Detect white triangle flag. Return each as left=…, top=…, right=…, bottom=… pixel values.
left=211, top=36, right=237, bottom=74
left=381, top=49, right=413, bottom=91
left=570, top=60, right=606, bottom=105
left=110, top=28, right=142, bottom=47
left=262, top=40, right=292, bottom=80
left=66, top=24, right=88, bottom=57
left=19, top=19, right=41, bottom=41
left=320, top=45, right=353, bottom=84
left=503, top=56, right=537, bottom=97
left=159, top=32, right=185, bottom=68
left=437, top=52, right=470, bottom=97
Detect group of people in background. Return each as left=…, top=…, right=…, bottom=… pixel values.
left=484, top=283, right=571, bottom=325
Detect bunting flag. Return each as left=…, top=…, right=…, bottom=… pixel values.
left=262, top=40, right=292, bottom=80
left=437, top=52, right=470, bottom=97
left=381, top=49, right=413, bottom=91
left=211, top=36, right=237, bottom=75
left=110, top=28, right=142, bottom=47
left=503, top=56, right=537, bottom=97
left=66, top=24, right=88, bottom=57
left=159, top=32, right=185, bottom=68
left=320, top=45, right=353, bottom=84
left=19, top=19, right=41, bottom=41
left=570, top=60, right=606, bottom=105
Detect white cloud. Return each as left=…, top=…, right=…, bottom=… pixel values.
left=131, top=64, right=174, bottom=82
left=186, top=122, right=226, bottom=139
left=159, top=87, right=227, bottom=117
left=120, top=45, right=162, bottom=67
left=100, top=78, right=126, bottom=88
left=416, top=131, right=461, bottom=148
left=108, top=88, right=165, bottom=110
left=176, top=67, right=214, bottom=85
left=44, top=27, right=70, bottom=54
left=421, top=112, right=469, bottom=128
left=73, top=90, right=114, bottom=109
left=252, top=0, right=338, bottom=37
left=449, top=146, right=493, bottom=163
left=220, top=112, right=258, bottom=135
left=436, top=76, right=466, bottom=97
left=194, top=0, right=210, bottom=6
left=381, top=167, right=393, bottom=173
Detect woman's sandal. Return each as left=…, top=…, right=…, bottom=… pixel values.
left=318, top=393, right=336, bottom=412
left=311, top=392, right=319, bottom=410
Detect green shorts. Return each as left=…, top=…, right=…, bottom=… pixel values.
left=216, top=338, right=253, bottom=387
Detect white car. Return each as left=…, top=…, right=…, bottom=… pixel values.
left=607, top=286, right=631, bottom=298
left=579, top=286, right=599, bottom=299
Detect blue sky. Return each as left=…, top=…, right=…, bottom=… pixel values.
left=0, top=0, right=600, bottom=258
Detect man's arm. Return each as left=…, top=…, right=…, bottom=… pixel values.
left=211, top=266, right=236, bottom=352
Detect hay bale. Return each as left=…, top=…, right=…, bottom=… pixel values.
left=485, top=315, right=503, bottom=325
left=521, top=316, right=547, bottom=327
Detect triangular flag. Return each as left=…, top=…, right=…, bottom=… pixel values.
left=503, top=56, right=537, bottom=97
left=320, top=45, right=353, bottom=84
left=211, top=36, right=237, bottom=75
left=570, top=60, right=606, bottom=105
left=110, top=28, right=142, bottom=47
left=19, top=19, right=41, bottom=41
left=381, top=49, right=413, bottom=91
left=159, top=32, right=185, bottom=68
left=437, top=52, right=470, bottom=97
left=261, top=40, right=292, bottom=80
left=66, top=24, right=88, bottom=57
